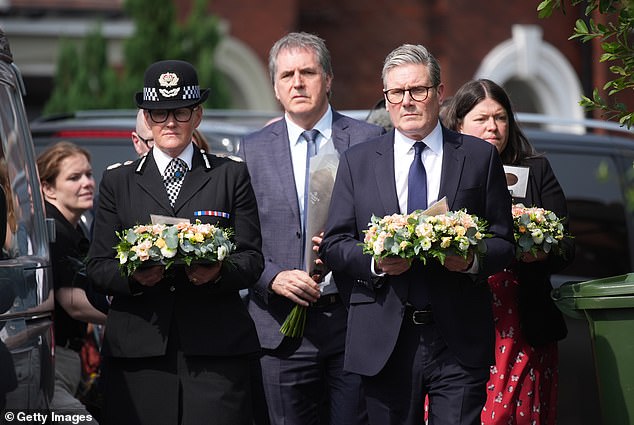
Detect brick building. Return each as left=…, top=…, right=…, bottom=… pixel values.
left=0, top=0, right=626, bottom=124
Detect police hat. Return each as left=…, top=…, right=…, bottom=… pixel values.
left=135, top=60, right=210, bottom=110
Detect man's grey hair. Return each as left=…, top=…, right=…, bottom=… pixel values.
left=381, top=44, right=441, bottom=88
left=268, top=32, right=333, bottom=84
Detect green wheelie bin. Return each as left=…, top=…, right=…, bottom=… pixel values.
left=552, top=273, right=634, bottom=425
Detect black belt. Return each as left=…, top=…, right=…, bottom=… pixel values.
left=311, top=294, right=341, bottom=308
left=58, top=337, right=84, bottom=352
left=404, top=304, right=434, bottom=325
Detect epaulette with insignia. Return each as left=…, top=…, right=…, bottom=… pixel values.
left=106, top=162, right=122, bottom=170
left=107, top=159, right=137, bottom=170
left=225, top=155, right=243, bottom=162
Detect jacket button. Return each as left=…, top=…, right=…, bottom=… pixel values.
left=169, top=285, right=176, bottom=292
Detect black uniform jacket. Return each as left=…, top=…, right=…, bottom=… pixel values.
left=87, top=147, right=263, bottom=358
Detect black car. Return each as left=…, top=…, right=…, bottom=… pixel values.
left=29, top=109, right=277, bottom=186
left=0, top=28, right=55, bottom=411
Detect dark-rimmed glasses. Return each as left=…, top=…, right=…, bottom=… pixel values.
left=383, top=85, right=437, bottom=104
left=137, top=134, right=154, bottom=147
left=148, top=107, right=198, bottom=123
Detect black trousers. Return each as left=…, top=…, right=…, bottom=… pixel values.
left=101, top=324, right=253, bottom=425
left=362, top=319, right=489, bottom=425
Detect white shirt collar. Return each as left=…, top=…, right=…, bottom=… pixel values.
left=285, top=105, right=333, bottom=145
left=153, top=142, right=195, bottom=176
left=394, top=120, right=443, bottom=154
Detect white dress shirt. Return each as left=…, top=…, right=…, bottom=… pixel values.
left=393, top=121, right=444, bottom=214
left=285, top=106, right=333, bottom=221
left=153, top=142, right=195, bottom=176
left=372, top=121, right=477, bottom=275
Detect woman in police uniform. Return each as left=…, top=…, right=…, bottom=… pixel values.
left=87, top=60, right=263, bottom=425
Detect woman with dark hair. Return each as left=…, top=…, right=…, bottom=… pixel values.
left=37, top=141, right=106, bottom=422
left=444, top=79, right=574, bottom=425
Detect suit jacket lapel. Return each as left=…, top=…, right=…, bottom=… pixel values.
left=136, top=152, right=173, bottom=212
left=173, top=149, right=211, bottom=213
left=271, top=121, right=302, bottom=222
left=438, top=127, right=465, bottom=210
left=331, top=111, right=351, bottom=155
left=374, top=132, right=400, bottom=216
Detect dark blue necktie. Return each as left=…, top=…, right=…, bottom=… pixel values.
left=301, top=129, right=320, bottom=268
left=407, top=141, right=427, bottom=213
left=407, top=141, right=430, bottom=308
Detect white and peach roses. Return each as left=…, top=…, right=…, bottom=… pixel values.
left=362, top=209, right=489, bottom=265
left=511, top=204, right=568, bottom=259
left=115, top=220, right=234, bottom=276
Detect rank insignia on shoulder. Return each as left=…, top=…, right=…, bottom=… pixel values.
left=226, top=155, right=243, bottom=162
left=106, top=162, right=122, bottom=170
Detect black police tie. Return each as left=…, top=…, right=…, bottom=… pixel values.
left=301, top=129, right=320, bottom=268
left=164, top=158, right=187, bottom=207
left=407, top=141, right=427, bottom=213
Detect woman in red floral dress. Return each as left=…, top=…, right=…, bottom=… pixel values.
left=443, top=79, right=574, bottom=424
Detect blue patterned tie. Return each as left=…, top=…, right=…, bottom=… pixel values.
left=301, top=129, right=320, bottom=268
left=407, top=142, right=427, bottom=213
left=164, top=158, right=187, bottom=207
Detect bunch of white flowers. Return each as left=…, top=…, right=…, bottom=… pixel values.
left=511, top=204, right=567, bottom=259
left=362, top=209, right=489, bottom=265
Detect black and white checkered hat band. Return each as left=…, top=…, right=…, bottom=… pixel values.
left=182, top=85, right=200, bottom=99
left=143, top=85, right=201, bottom=101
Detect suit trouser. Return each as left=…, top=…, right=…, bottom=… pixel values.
left=362, top=319, right=489, bottom=425
left=260, top=302, right=367, bottom=425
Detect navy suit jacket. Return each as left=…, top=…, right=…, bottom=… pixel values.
left=320, top=126, right=514, bottom=376
left=239, top=110, right=385, bottom=349
left=87, top=147, right=263, bottom=358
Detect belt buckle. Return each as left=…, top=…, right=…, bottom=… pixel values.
left=412, top=310, right=424, bottom=325
left=312, top=294, right=338, bottom=308
left=411, top=309, right=432, bottom=325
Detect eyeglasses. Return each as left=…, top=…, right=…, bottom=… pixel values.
left=148, top=107, right=198, bottom=123
left=383, top=85, right=437, bottom=104
left=137, top=134, right=154, bottom=147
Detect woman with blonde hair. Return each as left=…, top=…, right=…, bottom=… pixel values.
left=37, top=141, right=106, bottom=422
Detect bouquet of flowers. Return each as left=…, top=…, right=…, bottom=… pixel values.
left=511, top=204, right=567, bottom=259
left=115, top=220, right=235, bottom=276
left=362, top=209, right=489, bottom=265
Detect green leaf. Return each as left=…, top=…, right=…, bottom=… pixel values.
left=537, top=0, right=556, bottom=18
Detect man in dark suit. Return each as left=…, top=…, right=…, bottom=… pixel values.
left=87, top=60, right=263, bottom=425
left=239, top=32, right=384, bottom=425
left=319, top=44, right=515, bottom=425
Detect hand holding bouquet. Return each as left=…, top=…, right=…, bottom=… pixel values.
left=362, top=209, right=489, bottom=266
left=511, top=204, right=567, bottom=259
left=115, top=220, right=235, bottom=276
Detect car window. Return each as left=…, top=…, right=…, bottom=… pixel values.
left=0, top=70, right=48, bottom=260
left=547, top=151, right=631, bottom=279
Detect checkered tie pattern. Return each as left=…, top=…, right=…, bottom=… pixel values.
left=164, top=158, right=187, bottom=207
